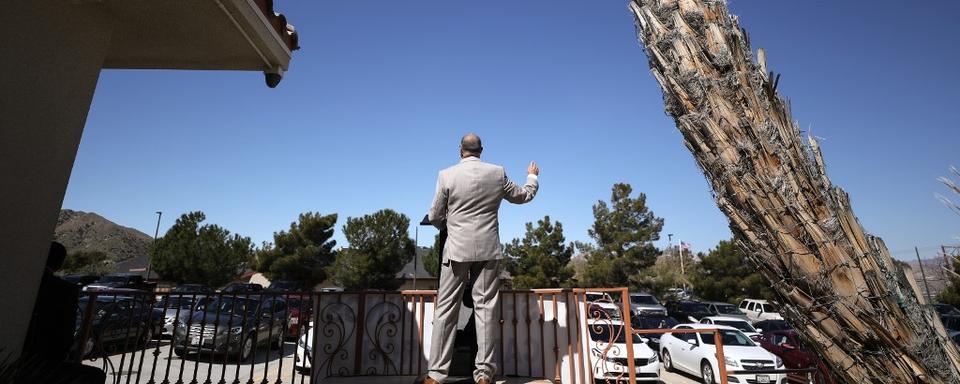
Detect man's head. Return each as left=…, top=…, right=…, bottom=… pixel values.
left=47, top=241, right=67, bottom=272
left=460, top=133, right=483, bottom=158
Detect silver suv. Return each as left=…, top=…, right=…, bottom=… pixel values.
left=628, top=293, right=667, bottom=316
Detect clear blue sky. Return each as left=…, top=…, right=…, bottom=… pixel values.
left=64, top=1, right=960, bottom=260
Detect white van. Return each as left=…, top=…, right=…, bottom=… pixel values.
left=738, top=299, right=783, bottom=322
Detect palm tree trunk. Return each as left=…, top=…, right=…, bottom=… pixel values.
left=627, top=0, right=960, bottom=382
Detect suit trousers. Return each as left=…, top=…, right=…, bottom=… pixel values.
left=427, top=258, right=501, bottom=383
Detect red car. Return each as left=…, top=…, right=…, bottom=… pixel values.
left=759, top=330, right=835, bottom=384
left=284, top=295, right=313, bottom=340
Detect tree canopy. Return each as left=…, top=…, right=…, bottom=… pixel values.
left=421, top=233, right=442, bottom=278
left=329, top=209, right=415, bottom=291
left=692, top=239, right=773, bottom=302
left=578, top=183, right=664, bottom=288
left=253, top=212, right=337, bottom=288
left=504, top=216, right=575, bottom=289
left=62, top=250, right=115, bottom=276
left=149, top=211, right=253, bottom=287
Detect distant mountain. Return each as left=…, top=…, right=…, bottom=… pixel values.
left=54, top=209, right=153, bottom=264
left=906, top=257, right=953, bottom=300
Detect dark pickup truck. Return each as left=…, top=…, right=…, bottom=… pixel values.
left=84, top=273, right=157, bottom=292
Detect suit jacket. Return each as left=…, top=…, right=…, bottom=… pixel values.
left=428, top=157, right=538, bottom=262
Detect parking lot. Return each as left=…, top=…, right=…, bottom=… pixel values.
left=81, top=339, right=307, bottom=384
left=82, top=339, right=705, bottom=384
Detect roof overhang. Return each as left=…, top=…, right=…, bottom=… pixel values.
left=100, top=0, right=298, bottom=85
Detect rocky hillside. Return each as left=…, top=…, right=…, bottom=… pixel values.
left=55, top=209, right=153, bottom=262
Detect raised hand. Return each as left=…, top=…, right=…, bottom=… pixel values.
left=527, top=161, right=539, bottom=176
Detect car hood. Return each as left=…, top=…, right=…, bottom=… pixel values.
left=632, top=304, right=667, bottom=311
left=185, top=311, right=251, bottom=327
left=721, top=345, right=777, bottom=362
left=87, top=282, right=125, bottom=289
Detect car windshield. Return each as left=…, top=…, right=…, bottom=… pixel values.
left=198, top=297, right=258, bottom=316
left=682, top=302, right=710, bottom=312
left=635, top=316, right=678, bottom=330
left=758, top=320, right=791, bottom=331
left=715, top=304, right=741, bottom=315
left=700, top=329, right=755, bottom=346
left=97, top=276, right=128, bottom=283
left=715, top=320, right=756, bottom=333
left=286, top=297, right=312, bottom=309
left=762, top=303, right=779, bottom=312
left=631, top=295, right=659, bottom=305
left=589, top=324, right=643, bottom=344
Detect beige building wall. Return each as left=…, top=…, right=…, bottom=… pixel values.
left=0, top=1, right=115, bottom=355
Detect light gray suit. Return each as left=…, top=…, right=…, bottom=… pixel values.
left=427, top=156, right=538, bottom=383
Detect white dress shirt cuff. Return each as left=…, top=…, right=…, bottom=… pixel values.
left=527, top=174, right=538, bottom=180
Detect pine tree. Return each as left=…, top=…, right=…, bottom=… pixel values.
left=504, top=216, right=575, bottom=289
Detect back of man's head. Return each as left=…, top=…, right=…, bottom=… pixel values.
left=47, top=241, right=67, bottom=272
left=460, top=133, right=483, bottom=156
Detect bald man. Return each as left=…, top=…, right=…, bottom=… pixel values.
left=425, top=133, right=539, bottom=384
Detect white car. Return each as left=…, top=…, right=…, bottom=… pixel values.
left=294, top=323, right=313, bottom=371
left=585, top=292, right=622, bottom=320
left=738, top=299, right=784, bottom=322
left=629, top=293, right=668, bottom=316
left=699, top=316, right=762, bottom=340
left=585, top=319, right=660, bottom=382
left=660, top=323, right=785, bottom=384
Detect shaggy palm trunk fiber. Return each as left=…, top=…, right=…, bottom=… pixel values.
left=628, top=0, right=960, bottom=382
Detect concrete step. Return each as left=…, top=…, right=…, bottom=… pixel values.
left=318, top=376, right=552, bottom=384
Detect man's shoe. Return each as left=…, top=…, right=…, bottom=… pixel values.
left=422, top=376, right=440, bottom=384
left=475, top=378, right=491, bottom=384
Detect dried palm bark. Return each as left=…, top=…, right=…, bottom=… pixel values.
left=627, top=0, right=960, bottom=382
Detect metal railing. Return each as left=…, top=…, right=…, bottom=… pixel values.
left=70, top=288, right=829, bottom=384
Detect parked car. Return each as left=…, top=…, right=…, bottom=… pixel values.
left=934, top=304, right=960, bottom=330
left=268, top=280, right=311, bottom=292
left=63, top=274, right=100, bottom=288
left=665, top=300, right=712, bottom=323
left=703, top=301, right=749, bottom=321
left=171, top=284, right=214, bottom=293
left=75, top=295, right=163, bottom=357
left=631, top=313, right=679, bottom=354
left=753, top=319, right=792, bottom=334
left=586, top=319, right=660, bottom=382
left=295, top=322, right=314, bottom=372
left=221, top=283, right=264, bottom=293
left=699, top=316, right=761, bottom=340
left=284, top=295, right=313, bottom=339
left=934, top=303, right=960, bottom=316
left=738, top=299, right=783, bottom=322
left=659, top=323, right=785, bottom=384
left=84, top=273, right=156, bottom=292
left=154, top=295, right=210, bottom=337
left=759, top=330, right=836, bottom=384
left=629, top=293, right=667, bottom=316
left=664, top=288, right=691, bottom=300
left=173, top=295, right=287, bottom=361
left=586, top=292, right=622, bottom=319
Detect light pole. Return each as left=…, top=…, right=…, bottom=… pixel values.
left=146, top=211, right=162, bottom=280
left=667, top=233, right=674, bottom=255
left=414, top=225, right=419, bottom=290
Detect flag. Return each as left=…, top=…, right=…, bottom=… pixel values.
left=680, top=241, right=691, bottom=251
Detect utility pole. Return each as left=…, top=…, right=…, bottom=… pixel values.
left=146, top=211, right=162, bottom=280
left=413, top=225, right=418, bottom=290
left=916, top=246, right=932, bottom=302
left=679, top=239, right=685, bottom=292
